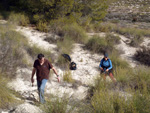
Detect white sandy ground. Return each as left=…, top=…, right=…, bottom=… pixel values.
left=2, top=22, right=149, bottom=112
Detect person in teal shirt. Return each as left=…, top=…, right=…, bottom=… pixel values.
left=99, top=53, right=116, bottom=83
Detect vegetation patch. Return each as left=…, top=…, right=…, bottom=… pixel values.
left=0, top=74, right=21, bottom=109
left=63, top=71, right=74, bottom=83
left=8, top=12, right=29, bottom=26
left=134, top=47, right=150, bottom=66
left=42, top=95, right=73, bottom=113
left=0, top=25, right=28, bottom=77
left=85, top=34, right=120, bottom=54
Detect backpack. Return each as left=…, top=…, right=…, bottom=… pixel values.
left=62, top=54, right=71, bottom=62
left=70, top=62, right=77, bottom=70
left=62, top=54, right=77, bottom=70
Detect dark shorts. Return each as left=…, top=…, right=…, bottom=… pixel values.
left=101, top=68, right=113, bottom=75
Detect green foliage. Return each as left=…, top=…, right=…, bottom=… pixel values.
left=42, top=95, right=72, bottom=113
left=97, top=23, right=150, bottom=37
left=36, top=21, right=48, bottom=32
left=85, top=34, right=120, bottom=54
left=57, top=36, right=74, bottom=54
left=0, top=25, right=28, bottom=76
left=130, top=36, right=143, bottom=47
left=0, top=0, right=109, bottom=25
left=115, top=66, right=150, bottom=93
left=49, top=18, right=87, bottom=43
left=88, top=66, right=150, bottom=113
left=62, top=23, right=88, bottom=43
left=26, top=44, right=51, bottom=61
left=86, top=35, right=108, bottom=53
left=81, top=0, right=108, bottom=22
left=8, top=12, right=29, bottom=26
left=134, top=47, right=150, bottom=66
left=0, top=74, right=19, bottom=108
left=109, top=51, right=129, bottom=69
left=63, top=71, right=74, bottom=83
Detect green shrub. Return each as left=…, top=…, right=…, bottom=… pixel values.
left=134, top=47, right=150, bottom=66
left=109, top=51, right=129, bottom=69
left=116, top=66, right=150, bottom=93
left=8, top=12, right=30, bottom=26
left=62, top=23, right=88, bottom=43
left=85, top=35, right=118, bottom=54
left=57, top=36, right=74, bottom=54
left=49, top=17, right=75, bottom=35
left=130, top=36, right=143, bottom=47
left=42, top=96, right=72, bottom=113
left=26, top=44, right=51, bottom=61
left=92, top=22, right=116, bottom=32
left=0, top=74, right=19, bottom=108
left=88, top=67, right=150, bottom=113
left=0, top=28, right=28, bottom=76
left=85, top=35, right=107, bottom=53
left=36, top=21, right=48, bottom=32
left=63, top=71, right=74, bottom=83
left=105, top=33, right=121, bottom=45
left=49, top=18, right=87, bottom=43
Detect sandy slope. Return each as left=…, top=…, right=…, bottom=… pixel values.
left=7, top=26, right=148, bottom=112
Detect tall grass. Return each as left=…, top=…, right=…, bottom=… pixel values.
left=134, top=47, right=150, bottom=66
left=57, top=36, right=74, bottom=54
left=26, top=44, right=52, bottom=62
left=0, top=74, right=20, bottom=109
left=94, top=22, right=150, bottom=37
left=0, top=25, right=28, bottom=76
left=8, top=12, right=30, bottom=26
left=62, top=23, right=88, bottom=44
left=63, top=71, right=74, bottom=83
left=42, top=95, right=73, bottom=113
left=49, top=18, right=88, bottom=44
left=85, top=34, right=120, bottom=54
left=88, top=66, right=150, bottom=113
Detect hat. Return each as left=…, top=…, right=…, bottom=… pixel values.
left=104, top=53, right=108, bottom=57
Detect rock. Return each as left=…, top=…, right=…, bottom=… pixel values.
left=13, top=103, right=42, bottom=113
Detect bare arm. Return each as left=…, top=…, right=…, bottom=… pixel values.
left=52, top=67, right=60, bottom=82
left=31, top=68, right=36, bottom=83
left=52, top=67, right=58, bottom=76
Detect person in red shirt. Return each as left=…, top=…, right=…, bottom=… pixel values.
left=31, top=53, right=60, bottom=104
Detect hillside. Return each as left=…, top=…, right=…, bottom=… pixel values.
left=0, top=0, right=150, bottom=113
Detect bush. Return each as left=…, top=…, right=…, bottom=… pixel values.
left=86, top=36, right=108, bottom=53
left=92, top=22, right=116, bottom=32
left=26, top=44, right=52, bottom=62
left=36, top=20, right=48, bottom=32
left=57, top=36, right=74, bottom=54
left=0, top=28, right=28, bottom=76
left=134, top=47, right=150, bottom=66
left=63, top=71, right=74, bottom=83
left=8, top=12, right=30, bottom=26
left=116, top=66, right=150, bottom=92
left=49, top=18, right=87, bottom=44
left=88, top=67, right=150, bottom=113
left=62, top=23, right=88, bottom=43
left=109, top=51, right=129, bottom=69
left=0, top=74, right=19, bottom=108
left=105, top=33, right=121, bottom=45
left=130, top=36, right=143, bottom=47
left=85, top=35, right=119, bottom=54
left=42, top=96, right=73, bottom=113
